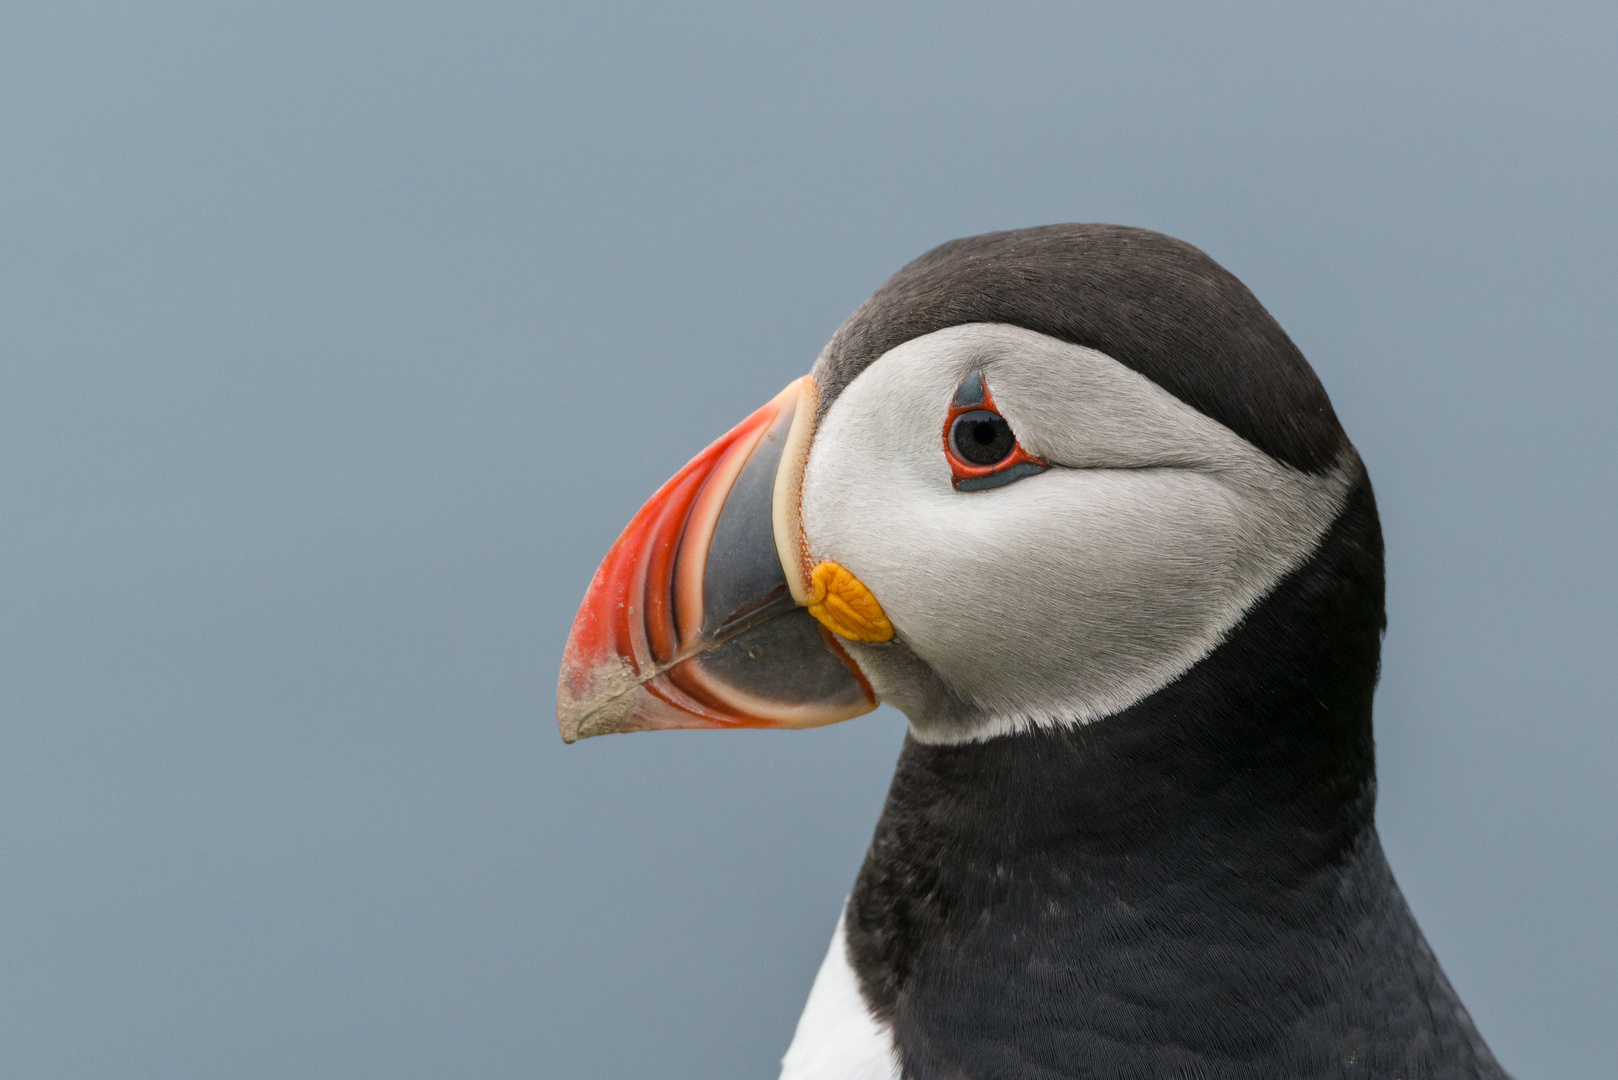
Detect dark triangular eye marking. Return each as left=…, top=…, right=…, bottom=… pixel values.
left=944, top=371, right=1047, bottom=492
left=955, top=461, right=1046, bottom=492
left=952, top=369, right=986, bottom=408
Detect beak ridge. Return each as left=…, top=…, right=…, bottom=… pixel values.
left=557, top=377, right=877, bottom=742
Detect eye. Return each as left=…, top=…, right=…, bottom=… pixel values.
left=949, top=410, right=1016, bottom=466
left=943, top=370, right=1048, bottom=492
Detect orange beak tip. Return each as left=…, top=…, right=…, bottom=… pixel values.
left=556, top=655, right=641, bottom=744
left=556, top=376, right=878, bottom=741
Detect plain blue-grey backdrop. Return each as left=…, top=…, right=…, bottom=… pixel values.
left=2, top=3, right=1613, bottom=1077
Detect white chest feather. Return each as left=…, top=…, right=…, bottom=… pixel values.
left=779, top=909, right=900, bottom=1080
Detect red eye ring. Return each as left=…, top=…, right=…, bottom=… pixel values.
left=942, top=374, right=1047, bottom=492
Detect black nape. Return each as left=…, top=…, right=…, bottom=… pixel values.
left=844, top=471, right=1506, bottom=1079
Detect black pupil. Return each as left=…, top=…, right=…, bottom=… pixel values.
left=950, top=410, right=1016, bottom=466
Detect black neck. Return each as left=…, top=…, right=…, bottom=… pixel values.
left=846, top=473, right=1505, bottom=1079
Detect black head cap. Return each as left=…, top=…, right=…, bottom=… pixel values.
left=815, top=224, right=1346, bottom=473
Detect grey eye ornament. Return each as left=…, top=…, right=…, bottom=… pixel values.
left=943, top=369, right=1048, bottom=491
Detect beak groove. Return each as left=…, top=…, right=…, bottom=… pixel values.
left=557, top=377, right=877, bottom=742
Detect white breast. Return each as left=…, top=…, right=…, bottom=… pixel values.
left=779, top=908, right=900, bottom=1080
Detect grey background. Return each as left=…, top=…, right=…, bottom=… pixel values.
left=2, top=2, right=1613, bottom=1077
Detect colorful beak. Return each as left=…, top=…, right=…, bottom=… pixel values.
left=557, top=377, right=877, bottom=742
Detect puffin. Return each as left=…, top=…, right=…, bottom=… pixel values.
left=556, top=224, right=1509, bottom=1079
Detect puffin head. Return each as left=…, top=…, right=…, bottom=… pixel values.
left=557, top=224, right=1368, bottom=746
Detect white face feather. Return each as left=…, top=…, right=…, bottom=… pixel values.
left=801, top=323, right=1356, bottom=744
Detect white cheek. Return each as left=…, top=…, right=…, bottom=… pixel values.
left=802, top=324, right=1353, bottom=739
left=811, top=466, right=1258, bottom=719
